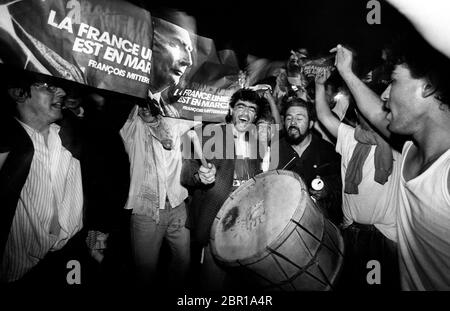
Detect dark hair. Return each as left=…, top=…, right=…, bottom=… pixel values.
left=387, top=31, right=450, bottom=107
left=281, top=96, right=315, bottom=122
left=229, top=88, right=265, bottom=118
left=3, top=65, right=67, bottom=94
left=257, top=114, right=275, bottom=125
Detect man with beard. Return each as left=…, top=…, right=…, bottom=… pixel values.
left=181, top=88, right=264, bottom=290
left=271, top=97, right=342, bottom=225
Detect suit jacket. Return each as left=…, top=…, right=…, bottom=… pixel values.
left=181, top=123, right=262, bottom=246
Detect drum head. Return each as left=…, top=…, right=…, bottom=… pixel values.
left=211, top=170, right=308, bottom=263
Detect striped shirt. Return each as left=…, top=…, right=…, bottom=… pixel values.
left=0, top=121, right=83, bottom=282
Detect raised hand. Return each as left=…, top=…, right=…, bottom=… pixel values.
left=330, top=44, right=354, bottom=77
left=314, top=68, right=332, bottom=85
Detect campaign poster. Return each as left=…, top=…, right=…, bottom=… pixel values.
left=0, top=0, right=153, bottom=98
left=161, top=28, right=242, bottom=123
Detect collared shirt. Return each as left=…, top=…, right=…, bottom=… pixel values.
left=1, top=120, right=83, bottom=282
left=120, top=105, right=196, bottom=220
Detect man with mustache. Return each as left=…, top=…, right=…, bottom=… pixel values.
left=120, top=15, right=195, bottom=289
left=272, top=97, right=342, bottom=225
left=181, top=88, right=264, bottom=290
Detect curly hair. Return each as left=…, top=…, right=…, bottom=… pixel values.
left=229, top=88, right=265, bottom=119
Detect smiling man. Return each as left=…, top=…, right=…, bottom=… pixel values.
left=0, top=71, right=84, bottom=284
left=181, top=88, right=265, bottom=290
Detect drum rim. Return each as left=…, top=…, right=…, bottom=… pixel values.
left=210, top=169, right=311, bottom=265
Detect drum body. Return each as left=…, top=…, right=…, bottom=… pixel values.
left=210, top=170, right=344, bottom=291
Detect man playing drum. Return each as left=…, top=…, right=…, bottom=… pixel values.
left=182, top=88, right=265, bottom=290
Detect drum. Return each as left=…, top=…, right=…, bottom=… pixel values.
left=210, top=170, right=344, bottom=291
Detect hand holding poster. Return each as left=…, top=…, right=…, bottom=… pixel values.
left=301, top=54, right=336, bottom=80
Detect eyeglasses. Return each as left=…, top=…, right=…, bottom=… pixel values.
left=32, top=82, right=59, bottom=93
left=234, top=103, right=257, bottom=114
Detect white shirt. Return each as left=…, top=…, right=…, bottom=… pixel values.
left=120, top=105, right=197, bottom=215
left=396, top=141, right=450, bottom=290
left=1, top=121, right=83, bottom=282
left=336, top=123, right=399, bottom=242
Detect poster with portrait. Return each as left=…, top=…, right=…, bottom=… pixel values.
left=161, top=30, right=242, bottom=123
left=0, top=0, right=153, bottom=98
left=0, top=1, right=243, bottom=122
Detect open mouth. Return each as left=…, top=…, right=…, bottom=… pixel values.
left=172, top=68, right=184, bottom=76
left=289, top=126, right=299, bottom=133
left=51, top=102, right=63, bottom=109
left=386, top=112, right=392, bottom=122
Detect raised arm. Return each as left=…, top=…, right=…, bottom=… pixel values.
left=262, top=89, right=281, bottom=124
left=332, top=45, right=391, bottom=138
left=314, top=70, right=341, bottom=138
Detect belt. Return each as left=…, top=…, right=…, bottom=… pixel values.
left=348, top=222, right=377, bottom=231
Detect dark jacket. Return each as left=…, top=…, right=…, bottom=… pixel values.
left=0, top=116, right=83, bottom=258
left=181, top=123, right=262, bottom=246
left=273, top=133, right=343, bottom=225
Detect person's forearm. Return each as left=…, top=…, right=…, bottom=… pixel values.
left=340, top=71, right=390, bottom=137
left=268, top=97, right=281, bottom=124
left=315, top=83, right=340, bottom=138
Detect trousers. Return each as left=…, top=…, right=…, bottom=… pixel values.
left=130, top=200, right=190, bottom=290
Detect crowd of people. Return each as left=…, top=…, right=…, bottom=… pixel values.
left=1, top=3, right=450, bottom=292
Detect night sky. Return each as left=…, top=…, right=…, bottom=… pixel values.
left=130, top=0, right=412, bottom=69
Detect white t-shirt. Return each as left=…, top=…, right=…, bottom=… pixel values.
left=396, top=141, right=450, bottom=290
left=336, top=123, right=399, bottom=242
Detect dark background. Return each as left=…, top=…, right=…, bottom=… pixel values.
left=128, top=0, right=412, bottom=69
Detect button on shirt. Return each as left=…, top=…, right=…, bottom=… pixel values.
left=1, top=121, right=83, bottom=282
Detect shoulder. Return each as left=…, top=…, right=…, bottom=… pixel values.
left=0, top=117, right=29, bottom=151
left=337, top=122, right=354, bottom=140
left=312, top=134, right=337, bottom=152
